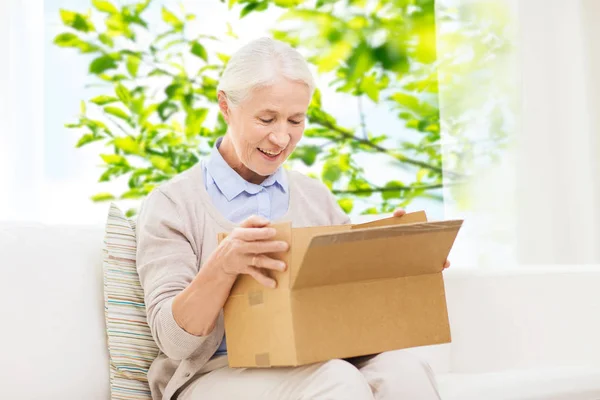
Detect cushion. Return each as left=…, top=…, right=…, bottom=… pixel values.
left=103, top=203, right=158, bottom=399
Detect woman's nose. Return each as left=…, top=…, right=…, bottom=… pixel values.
left=269, top=131, right=289, bottom=149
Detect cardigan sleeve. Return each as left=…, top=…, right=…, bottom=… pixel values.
left=135, top=188, right=220, bottom=361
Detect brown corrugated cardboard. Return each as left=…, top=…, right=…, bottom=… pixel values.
left=220, top=211, right=463, bottom=368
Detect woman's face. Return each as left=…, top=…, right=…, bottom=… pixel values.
left=218, top=78, right=311, bottom=184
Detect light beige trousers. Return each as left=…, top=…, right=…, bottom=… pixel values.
left=177, top=349, right=442, bottom=400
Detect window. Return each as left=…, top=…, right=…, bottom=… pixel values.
left=4, top=0, right=599, bottom=267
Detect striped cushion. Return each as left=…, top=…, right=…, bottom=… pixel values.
left=103, top=203, right=158, bottom=399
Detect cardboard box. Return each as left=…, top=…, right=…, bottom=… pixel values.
left=218, top=211, right=463, bottom=368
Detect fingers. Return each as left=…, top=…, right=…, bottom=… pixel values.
left=244, top=254, right=286, bottom=289
left=247, top=266, right=277, bottom=288
left=443, top=259, right=451, bottom=269
left=243, top=240, right=289, bottom=255
left=233, top=227, right=277, bottom=241
left=393, top=208, right=406, bottom=217
left=240, top=215, right=271, bottom=228
left=249, top=254, right=287, bottom=272
left=234, top=215, right=277, bottom=241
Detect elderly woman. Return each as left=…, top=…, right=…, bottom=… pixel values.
left=136, top=37, right=447, bottom=400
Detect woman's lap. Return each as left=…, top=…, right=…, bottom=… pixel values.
left=349, top=350, right=441, bottom=399
left=177, top=349, right=440, bottom=400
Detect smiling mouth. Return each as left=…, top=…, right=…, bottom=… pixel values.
left=258, top=148, right=283, bottom=157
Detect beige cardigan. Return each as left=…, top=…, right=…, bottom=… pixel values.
left=135, top=162, right=350, bottom=400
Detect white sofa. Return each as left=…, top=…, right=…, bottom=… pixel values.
left=1, top=221, right=600, bottom=400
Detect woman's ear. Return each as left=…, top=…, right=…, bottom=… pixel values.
left=217, top=91, right=230, bottom=124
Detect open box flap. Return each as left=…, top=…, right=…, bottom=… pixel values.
left=351, top=210, right=428, bottom=229
left=287, top=225, right=350, bottom=288
left=291, top=219, right=463, bottom=290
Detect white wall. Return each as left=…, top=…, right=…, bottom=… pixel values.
left=1, top=0, right=45, bottom=221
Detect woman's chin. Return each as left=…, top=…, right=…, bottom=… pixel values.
left=254, top=152, right=286, bottom=174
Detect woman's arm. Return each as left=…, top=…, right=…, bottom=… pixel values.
left=136, top=190, right=213, bottom=360
left=136, top=190, right=288, bottom=360
left=171, top=215, right=288, bottom=336
left=171, top=259, right=236, bottom=336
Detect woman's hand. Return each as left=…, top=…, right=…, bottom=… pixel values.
left=214, top=215, right=289, bottom=288
left=393, top=209, right=407, bottom=218
left=393, top=208, right=451, bottom=269
left=172, top=215, right=287, bottom=336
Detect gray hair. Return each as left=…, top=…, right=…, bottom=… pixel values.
left=217, top=37, right=316, bottom=107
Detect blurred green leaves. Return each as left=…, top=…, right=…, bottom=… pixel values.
left=53, top=32, right=100, bottom=53
left=60, top=10, right=95, bottom=32
left=104, top=106, right=130, bottom=121
left=90, top=95, right=118, bottom=105
left=56, top=0, right=456, bottom=216
left=91, top=193, right=116, bottom=201
left=89, top=55, right=117, bottom=74
left=126, top=56, right=140, bottom=76
left=240, top=1, right=268, bottom=18
left=92, top=0, right=119, bottom=14
left=162, top=7, right=184, bottom=31
left=289, top=145, right=320, bottom=166
left=190, top=41, right=208, bottom=61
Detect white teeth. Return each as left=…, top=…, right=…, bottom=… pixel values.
left=259, top=148, right=281, bottom=156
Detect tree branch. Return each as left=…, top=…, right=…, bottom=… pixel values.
left=332, top=183, right=444, bottom=195
left=310, top=114, right=462, bottom=178
left=134, top=51, right=203, bottom=86
left=358, top=96, right=368, bottom=140
left=106, top=115, right=133, bottom=137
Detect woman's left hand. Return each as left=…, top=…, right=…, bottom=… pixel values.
left=393, top=208, right=451, bottom=269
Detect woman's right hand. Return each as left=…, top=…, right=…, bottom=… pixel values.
left=213, top=215, right=289, bottom=288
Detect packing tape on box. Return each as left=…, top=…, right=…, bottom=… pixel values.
left=248, top=291, right=264, bottom=306
left=255, top=352, right=271, bottom=367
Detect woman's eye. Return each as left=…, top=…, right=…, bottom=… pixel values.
left=290, top=120, right=302, bottom=125
left=259, top=118, right=274, bottom=123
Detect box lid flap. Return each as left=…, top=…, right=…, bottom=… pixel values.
left=291, top=219, right=463, bottom=290
left=287, top=225, right=350, bottom=288
left=351, top=210, right=428, bottom=229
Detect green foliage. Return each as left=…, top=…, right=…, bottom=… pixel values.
left=89, top=55, right=118, bottom=74
left=92, top=0, right=119, bottom=14
left=55, top=0, right=462, bottom=215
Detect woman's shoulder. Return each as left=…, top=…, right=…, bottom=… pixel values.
left=150, top=162, right=204, bottom=202
left=286, top=169, right=350, bottom=225
left=139, top=162, right=207, bottom=222
left=286, top=169, right=332, bottom=198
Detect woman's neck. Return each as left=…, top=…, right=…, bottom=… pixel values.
left=219, top=135, right=266, bottom=185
